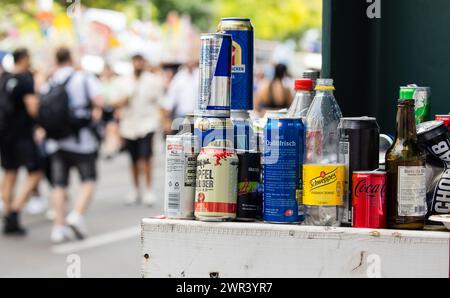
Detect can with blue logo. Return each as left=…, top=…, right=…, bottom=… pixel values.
left=194, top=116, right=234, bottom=149
left=263, top=117, right=305, bottom=223
left=198, top=33, right=232, bottom=117
left=218, top=18, right=254, bottom=111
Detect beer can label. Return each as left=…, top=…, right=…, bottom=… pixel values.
left=398, top=166, right=427, bottom=216
left=303, top=165, right=345, bottom=206
left=227, top=30, right=254, bottom=110
left=195, top=147, right=238, bottom=218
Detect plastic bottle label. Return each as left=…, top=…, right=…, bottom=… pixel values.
left=303, top=165, right=345, bottom=206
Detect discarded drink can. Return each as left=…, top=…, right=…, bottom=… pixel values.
left=402, top=85, right=431, bottom=124
left=195, top=139, right=239, bottom=222
left=218, top=18, right=254, bottom=111
left=263, top=117, right=305, bottom=223
left=164, top=135, right=199, bottom=219
left=194, top=116, right=234, bottom=148
left=237, top=151, right=261, bottom=221
left=417, top=121, right=450, bottom=224
left=352, top=171, right=387, bottom=229
left=435, top=115, right=450, bottom=131
left=338, top=117, right=380, bottom=226
left=198, top=33, right=233, bottom=117
left=231, top=110, right=256, bottom=151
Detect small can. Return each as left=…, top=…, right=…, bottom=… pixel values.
left=237, top=151, right=261, bottom=221
left=435, top=115, right=450, bottom=131
left=417, top=120, right=450, bottom=222
left=194, top=116, right=234, bottom=148
left=218, top=18, right=254, bottom=111
left=352, top=171, right=387, bottom=229
left=164, top=135, right=199, bottom=219
left=263, top=117, right=305, bottom=223
left=403, top=85, right=431, bottom=124
left=198, top=33, right=233, bottom=117
left=195, top=140, right=239, bottom=221
left=338, top=117, right=380, bottom=226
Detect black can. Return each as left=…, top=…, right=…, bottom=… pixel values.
left=338, top=117, right=380, bottom=227
left=417, top=121, right=450, bottom=224
left=237, top=151, right=261, bottom=221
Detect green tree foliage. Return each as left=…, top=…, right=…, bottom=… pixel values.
left=216, top=0, right=322, bottom=40
left=0, top=0, right=322, bottom=40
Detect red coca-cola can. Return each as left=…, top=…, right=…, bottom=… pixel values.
left=435, top=115, right=450, bottom=131
left=352, top=171, right=387, bottom=229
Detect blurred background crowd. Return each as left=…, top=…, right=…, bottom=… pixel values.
left=0, top=0, right=321, bottom=248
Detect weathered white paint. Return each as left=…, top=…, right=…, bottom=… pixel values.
left=141, top=219, right=449, bottom=278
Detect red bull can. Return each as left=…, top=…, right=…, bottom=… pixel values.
left=198, top=33, right=232, bottom=117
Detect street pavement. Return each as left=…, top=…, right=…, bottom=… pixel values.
left=0, top=135, right=166, bottom=278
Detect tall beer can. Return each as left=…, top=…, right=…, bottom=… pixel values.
left=195, top=139, right=239, bottom=221
left=164, top=135, right=200, bottom=219
left=217, top=18, right=254, bottom=111
left=237, top=151, right=261, bottom=221
left=338, top=117, right=380, bottom=226
left=198, top=33, right=233, bottom=117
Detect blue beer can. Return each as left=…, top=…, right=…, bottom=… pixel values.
left=198, top=33, right=232, bottom=117
left=263, top=117, right=305, bottom=223
left=218, top=18, right=254, bottom=111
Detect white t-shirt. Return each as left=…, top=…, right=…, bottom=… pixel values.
left=43, top=66, right=101, bottom=154
left=161, top=67, right=198, bottom=119
left=119, top=72, right=164, bottom=140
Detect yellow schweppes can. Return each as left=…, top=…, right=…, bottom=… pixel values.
left=303, top=164, right=346, bottom=206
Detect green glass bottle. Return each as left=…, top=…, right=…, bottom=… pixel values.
left=386, top=87, right=427, bottom=230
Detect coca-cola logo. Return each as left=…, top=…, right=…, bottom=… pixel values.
left=354, top=179, right=386, bottom=198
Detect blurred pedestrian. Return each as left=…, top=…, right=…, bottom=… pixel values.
left=99, top=64, right=122, bottom=158
left=254, top=63, right=293, bottom=115
left=0, top=48, right=43, bottom=236
left=43, top=48, right=103, bottom=243
left=161, top=59, right=198, bottom=135
left=115, top=54, right=164, bottom=206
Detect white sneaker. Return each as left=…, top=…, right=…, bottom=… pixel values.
left=51, top=225, right=74, bottom=244
left=26, top=196, right=47, bottom=215
left=66, top=211, right=88, bottom=240
left=125, top=189, right=141, bottom=205
left=143, top=190, right=157, bottom=207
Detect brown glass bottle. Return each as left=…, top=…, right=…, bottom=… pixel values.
left=386, top=88, right=426, bottom=230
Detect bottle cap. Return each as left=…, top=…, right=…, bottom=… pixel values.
left=315, top=78, right=335, bottom=91
left=294, top=79, right=313, bottom=91
left=399, top=87, right=416, bottom=101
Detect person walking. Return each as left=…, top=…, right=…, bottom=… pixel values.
left=0, top=48, right=42, bottom=236
left=115, top=54, right=164, bottom=206
left=42, top=48, right=103, bottom=243
left=161, top=59, right=198, bottom=135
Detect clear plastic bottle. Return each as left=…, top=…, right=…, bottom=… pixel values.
left=287, top=79, right=314, bottom=118
left=303, top=79, right=344, bottom=226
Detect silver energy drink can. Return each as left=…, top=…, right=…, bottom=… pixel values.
left=164, top=135, right=199, bottom=219
left=198, top=33, right=233, bottom=117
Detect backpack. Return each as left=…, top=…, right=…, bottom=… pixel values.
left=38, top=73, right=92, bottom=140
left=0, top=72, right=15, bottom=136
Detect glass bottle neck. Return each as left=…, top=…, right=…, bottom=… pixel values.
left=395, top=100, right=417, bottom=141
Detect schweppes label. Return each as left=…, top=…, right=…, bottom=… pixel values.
left=303, top=164, right=345, bottom=206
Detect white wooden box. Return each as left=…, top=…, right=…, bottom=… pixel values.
left=141, top=219, right=449, bottom=278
